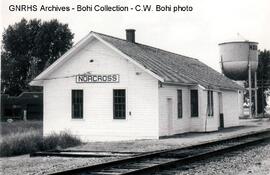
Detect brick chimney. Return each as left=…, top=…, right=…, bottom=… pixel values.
left=126, top=29, right=135, bottom=43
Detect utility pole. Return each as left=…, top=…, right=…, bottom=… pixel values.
left=255, top=72, right=258, bottom=117
left=248, top=51, right=252, bottom=118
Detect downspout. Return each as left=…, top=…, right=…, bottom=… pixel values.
left=205, top=91, right=208, bottom=132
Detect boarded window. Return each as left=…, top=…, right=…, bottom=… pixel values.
left=207, top=90, right=214, bottom=116
left=113, top=89, right=126, bottom=119
left=177, top=90, right=183, bottom=118
left=72, top=90, right=83, bottom=119
left=190, top=90, right=198, bottom=117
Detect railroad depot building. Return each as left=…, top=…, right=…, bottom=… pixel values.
left=30, top=30, right=244, bottom=141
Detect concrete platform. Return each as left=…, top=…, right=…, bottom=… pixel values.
left=71, top=118, right=270, bottom=153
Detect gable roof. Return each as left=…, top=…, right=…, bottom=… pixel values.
left=93, top=32, right=243, bottom=90
left=30, top=31, right=243, bottom=90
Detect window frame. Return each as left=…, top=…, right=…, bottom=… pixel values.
left=71, top=89, right=83, bottom=119
left=190, top=89, right=199, bottom=117
left=113, top=89, right=126, bottom=119
left=177, top=89, right=183, bottom=119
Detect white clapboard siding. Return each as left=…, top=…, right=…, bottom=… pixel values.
left=42, top=36, right=242, bottom=141
left=43, top=38, right=159, bottom=141
left=158, top=85, right=191, bottom=136
left=158, top=85, right=219, bottom=136
left=199, top=90, right=220, bottom=132
left=222, top=90, right=240, bottom=127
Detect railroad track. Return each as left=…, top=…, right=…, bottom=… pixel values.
left=50, top=129, right=270, bottom=175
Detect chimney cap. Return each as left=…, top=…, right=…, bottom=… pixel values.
left=126, top=29, right=136, bottom=43
left=126, top=29, right=136, bottom=31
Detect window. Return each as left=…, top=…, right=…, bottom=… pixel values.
left=177, top=90, right=183, bottom=118
left=207, top=90, right=214, bottom=116
left=72, top=90, right=83, bottom=119
left=113, top=89, right=126, bottom=119
left=190, top=90, right=198, bottom=117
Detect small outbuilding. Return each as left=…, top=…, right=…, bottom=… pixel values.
left=1, top=92, right=43, bottom=121
left=30, top=30, right=244, bottom=141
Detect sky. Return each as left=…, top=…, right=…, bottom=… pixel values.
left=1, top=0, right=270, bottom=72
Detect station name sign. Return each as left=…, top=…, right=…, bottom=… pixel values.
left=76, top=74, right=119, bottom=83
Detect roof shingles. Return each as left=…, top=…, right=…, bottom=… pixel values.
left=94, top=31, right=243, bottom=90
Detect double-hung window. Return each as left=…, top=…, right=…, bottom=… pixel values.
left=113, top=89, right=126, bottom=119
left=190, top=90, right=198, bottom=117
left=72, top=90, right=83, bottom=119
left=177, top=90, right=183, bottom=118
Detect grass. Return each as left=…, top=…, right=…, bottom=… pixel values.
left=257, top=113, right=270, bottom=118
left=0, top=120, right=42, bottom=136
left=0, top=120, right=82, bottom=157
left=240, top=113, right=270, bottom=119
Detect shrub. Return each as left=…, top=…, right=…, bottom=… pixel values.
left=0, top=129, right=42, bottom=156
left=0, top=130, right=81, bottom=157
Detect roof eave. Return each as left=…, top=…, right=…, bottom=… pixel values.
left=219, top=86, right=245, bottom=91
left=29, top=32, right=165, bottom=87
left=29, top=80, right=43, bottom=86
left=162, top=81, right=197, bottom=86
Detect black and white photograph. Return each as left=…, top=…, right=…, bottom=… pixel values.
left=1, top=0, right=270, bottom=174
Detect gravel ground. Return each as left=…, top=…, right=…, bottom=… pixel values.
left=159, top=140, right=270, bottom=175
left=66, top=119, right=270, bottom=153
left=0, top=156, right=121, bottom=175
left=0, top=119, right=269, bottom=175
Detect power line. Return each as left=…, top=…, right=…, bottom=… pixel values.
left=32, top=71, right=92, bottom=81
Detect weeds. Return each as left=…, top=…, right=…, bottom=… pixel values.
left=0, top=121, right=81, bottom=157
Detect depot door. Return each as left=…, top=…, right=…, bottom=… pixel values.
left=167, top=98, right=173, bottom=135
left=218, top=92, right=224, bottom=129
